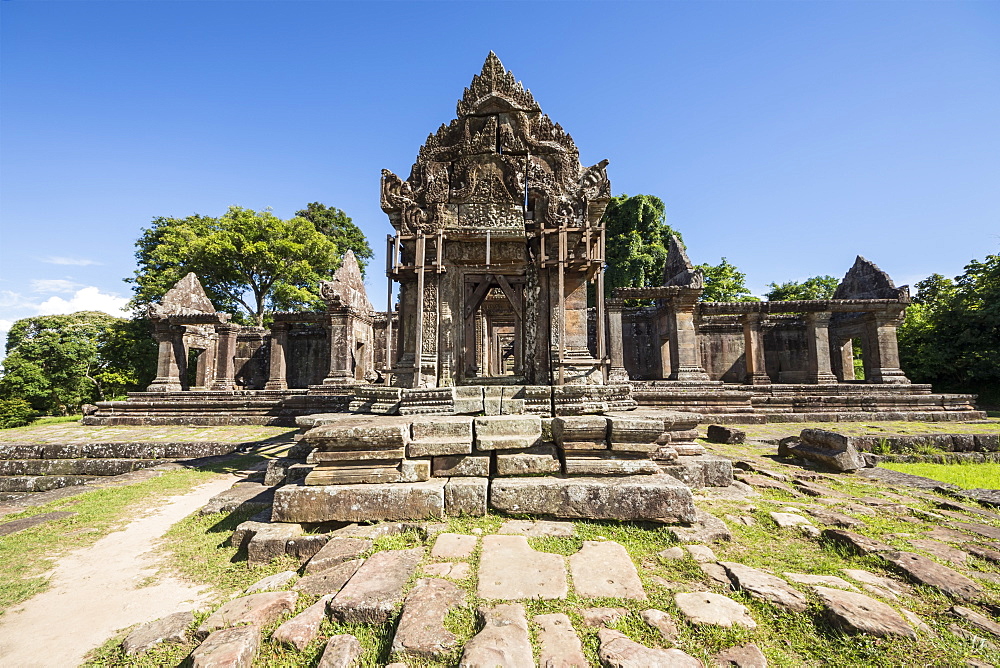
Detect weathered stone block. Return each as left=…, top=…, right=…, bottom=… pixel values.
left=563, top=453, right=660, bottom=476
left=609, top=416, right=664, bottom=445
left=305, top=420, right=410, bottom=450
left=272, top=480, right=447, bottom=523
left=328, top=548, right=424, bottom=624
left=495, top=445, right=561, bottom=476
left=706, top=425, right=746, bottom=444
left=551, top=416, right=609, bottom=450
left=659, top=455, right=734, bottom=487
left=445, top=477, right=488, bottom=516
left=432, top=454, right=490, bottom=478
left=409, top=417, right=473, bottom=457
left=400, top=458, right=431, bottom=482
left=489, top=476, right=696, bottom=522
left=474, top=415, right=542, bottom=451
left=247, top=523, right=304, bottom=565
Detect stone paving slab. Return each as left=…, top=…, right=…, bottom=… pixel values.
left=460, top=604, right=533, bottom=667
left=569, top=541, right=646, bottom=600
left=534, top=613, right=587, bottom=667
left=430, top=533, right=477, bottom=559
left=328, top=548, right=424, bottom=624
left=477, top=535, right=568, bottom=600
left=391, top=578, right=465, bottom=658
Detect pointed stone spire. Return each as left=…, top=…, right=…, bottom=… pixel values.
left=320, top=250, right=374, bottom=312
left=152, top=272, right=216, bottom=316
left=663, top=235, right=703, bottom=289
left=457, top=52, right=540, bottom=116
left=833, top=255, right=908, bottom=301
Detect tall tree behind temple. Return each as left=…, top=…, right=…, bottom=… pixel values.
left=296, top=202, right=374, bottom=277
left=766, top=275, right=839, bottom=301
left=898, top=254, right=1000, bottom=403
left=601, top=194, right=682, bottom=298
left=128, top=206, right=341, bottom=325
left=696, top=258, right=759, bottom=302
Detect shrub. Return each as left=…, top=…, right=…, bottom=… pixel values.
left=0, top=398, right=38, bottom=429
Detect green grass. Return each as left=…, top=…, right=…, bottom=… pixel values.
left=881, top=461, right=1000, bottom=489
left=0, top=453, right=264, bottom=614
left=0, top=413, right=83, bottom=431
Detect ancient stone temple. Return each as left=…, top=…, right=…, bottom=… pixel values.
left=85, top=52, right=983, bottom=429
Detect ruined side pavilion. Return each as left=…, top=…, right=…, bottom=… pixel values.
left=85, top=54, right=983, bottom=427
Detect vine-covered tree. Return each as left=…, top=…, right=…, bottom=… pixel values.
left=695, top=258, right=759, bottom=302
left=0, top=312, right=153, bottom=415
left=601, top=194, right=682, bottom=298
left=128, top=206, right=341, bottom=326
left=766, top=275, right=839, bottom=301
left=295, top=202, right=374, bottom=277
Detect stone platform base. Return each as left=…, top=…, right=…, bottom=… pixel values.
left=631, top=382, right=985, bottom=423
left=272, top=474, right=695, bottom=524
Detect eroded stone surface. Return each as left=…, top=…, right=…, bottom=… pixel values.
left=882, top=551, right=982, bottom=601
left=317, top=634, right=362, bottom=668
left=391, top=578, right=465, bottom=658
left=305, top=538, right=372, bottom=575
left=783, top=573, right=858, bottom=591
left=674, top=592, right=757, bottom=628
left=294, top=558, right=364, bottom=596
left=597, top=628, right=701, bottom=668
left=841, top=569, right=910, bottom=598
left=444, top=477, right=488, bottom=516
left=197, top=591, right=298, bottom=636
left=569, top=541, right=646, bottom=600
left=952, top=605, right=1000, bottom=637
left=122, top=610, right=193, bottom=655
left=670, top=509, right=732, bottom=542
left=478, top=534, right=567, bottom=600
left=273, top=480, right=446, bottom=523
left=686, top=544, right=717, bottom=563
left=720, top=562, right=807, bottom=613
left=498, top=519, right=576, bottom=537
left=431, top=533, right=477, bottom=559
left=813, top=586, right=916, bottom=638
left=423, top=561, right=471, bottom=580
left=459, top=604, right=533, bottom=668
left=910, top=539, right=969, bottom=566
left=580, top=607, right=630, bottom=627
left=191, top=626, right=260, bottom=668
left=769, top=512, right=813, bottom=529
left=713, top=642, right=769, bottom=667
left=534, top=613, right=587, bottom=668
left=272, top=595, right=334, bottom=651
left=640, top=609, right=678, bottom=641
left=329, top=548, right=424, bottom=623
left=245, top=571, right=297, bottom=593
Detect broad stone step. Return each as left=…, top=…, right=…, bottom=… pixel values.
left=0, top=458, right=160, bottom=476
left=552, top=415, right=609, bottom=449
left=674, top=592, right=757, bottom=628
left=304, top=537, right=372, bottom=574
left=121, top=610, right=194, bottom=655
left=459, top=604, right=533, bottom=667
left=813, top=586, right=916, bottom=638
left=569, top=541, right=646, bottom=599
left=495, top=445, right=561, bottom=475
left=597, top=628, right=701, bottom=667
left=247, top=523, right=304, bottom=565
left=391, top=578, right=465, bottom=658
left=191, top=626, right=260, bottom=668
left=534, top=613, right=587, bottom=667
left=562, top=453, right=661, bottom=476
left=272, top=479, right=446, bottom=523
left=317, top=634, right=362, bottom=668
left=408, top=417, right=473, bottom=457
left=197, top=591, right=298, bottom=636
left=0, top=475, right=94, bottom=493
left=200, top=482, right=274, bottom=515
left=720, top=562, right=807, bottom=613
left=490, top=476, right=695, bottom=522
left=329, top=547, right=424, bottom=623
left=474, top=415, right=542, bottom=451
left=294, top=558, right=364, bottom=596
left=477, top=535, right=567, bottom=600
left=881, top=551, right=983, bottom=601
left=272, top=595, right=334, bottom=651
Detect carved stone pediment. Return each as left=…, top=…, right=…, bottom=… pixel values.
left=320, top=250, right=374, bottom=313
left=149, top=272, right=219, bottom=319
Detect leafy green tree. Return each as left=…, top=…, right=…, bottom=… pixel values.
left=766, top=275, right=839, bottom=301
left=898, top=257, right=1000, bottom=401
left=0, top=398, right=37, bottom=429
left=601, top=194, right=682, bottom=298
left=0, top=312, right=146, bottom=414
left=128, top=206, right=342, bottom=326
left=296, top=203, right=374, bottom=277
left=695, top=258, right=759, bottom=302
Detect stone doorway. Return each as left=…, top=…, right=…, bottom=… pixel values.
left=463, top=274, right=524, bottom=382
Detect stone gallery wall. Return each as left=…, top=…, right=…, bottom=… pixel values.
left=285, top=324, right=329, bottom=389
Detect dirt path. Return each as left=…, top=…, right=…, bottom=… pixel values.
left=0, top=475, right=237, bottom=667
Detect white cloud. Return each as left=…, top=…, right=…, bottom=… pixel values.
left=30, top=279, right=83, bottom=294
left=39, top=256, right=102, bottom=266
left=35, top=287, right=130, bottom=318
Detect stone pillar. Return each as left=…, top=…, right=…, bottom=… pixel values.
left=323, top=310, right=356, bottom=385
left=668, top=291, right=710, bottom=381
left=211, top=323, right=238, bottom=390
left=741, top=312, right=770, bottom=385
left=805, top=312, right=838, bottom=384
left=146, top=322, right=184, bottom=392
left=866, top=312, right=910, bottom=384
left=837, top=339, right=855, bottom=381
left=264, top=322, right=289, bottom=390
left=606, top=298, right=629, bottom=383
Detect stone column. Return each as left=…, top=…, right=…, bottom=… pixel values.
left=146, top=322, right=184, bottom=392
left=323, top=310, right=356, bottom=385
left=741, top=312, right=771, bottom=385
left=210, top=323, right=238, bottom=390
left=805, top=312, right=838, bottom=384
left=837, top=339, right=855, bottom=381
left=668, top=291, right=710, bottom=381
left=866, top=312, right=910, bottom=384
left=264, top=321, right=289, bottom=390
left=606, top=298, right=630, bottom=383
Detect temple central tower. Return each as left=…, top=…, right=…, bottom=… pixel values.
left=382, top=52, right=612, bottom=389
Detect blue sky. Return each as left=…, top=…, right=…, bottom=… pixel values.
left=2, top=1, right=998, bottom=344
